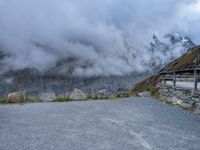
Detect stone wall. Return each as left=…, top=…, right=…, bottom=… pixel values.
left=158, top=83, right=200, bottom=113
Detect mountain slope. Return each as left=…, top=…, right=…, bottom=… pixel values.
left=160, top=45, right=200, bottom=72
left=131, top=45, right=200, bottom=96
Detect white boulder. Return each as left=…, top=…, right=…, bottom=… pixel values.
left=70, top=88, right=86, bottom=100
left=138, top=91, right=151, bottom=97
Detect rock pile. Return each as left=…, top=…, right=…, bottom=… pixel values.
left=158, top=83, right=199, bottom=110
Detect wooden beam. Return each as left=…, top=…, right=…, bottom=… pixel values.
left=160, top=68, right=200, bottom=74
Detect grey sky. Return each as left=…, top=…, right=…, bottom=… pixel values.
left=0, top=0, right=199, bottom=76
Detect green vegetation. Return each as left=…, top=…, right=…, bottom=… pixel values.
left=146, top=85, right=157, bottom=95
left=131, top=75, right=160, bottom=97
left=0, top=97, right=23, bottom=104
left=159, top=98, right=175, bottom=106
left=159, top=98, right=193, bottom=111
left=87, top=95, right=127, bottom=100
left=0, top=97, right=11, bottom=104
left=0, top=95, right=42, bottom=104
left=53, top=96, right=72, bottom=102
left=87, top=95, right=99, bottom=100
left=25, top=96, right=42, bottom=103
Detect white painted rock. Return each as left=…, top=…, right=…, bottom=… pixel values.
left=176, top=99, right=184, bottom=105
left=70, top=89, right=86, bottom=100
left=138, top=91, right=151, bottom=97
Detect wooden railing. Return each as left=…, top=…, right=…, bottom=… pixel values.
left=160, top=68, right=200, bottom=91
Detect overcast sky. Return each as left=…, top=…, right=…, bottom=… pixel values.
left=0, top=0, right=199, bottom=76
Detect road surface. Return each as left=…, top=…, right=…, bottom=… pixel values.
left=0, top=97, right=200, bottom=150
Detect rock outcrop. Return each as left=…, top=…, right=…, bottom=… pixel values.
left=69, top=88, right=86, bottom=100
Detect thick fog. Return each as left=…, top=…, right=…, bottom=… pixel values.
left=0, top=0, right=199, bottom=76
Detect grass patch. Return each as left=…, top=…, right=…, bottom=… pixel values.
left=159, top=98, right=175, bottom=106
left=131, top=75, right=160, bottom=97
left=87, top=96, right=99, bottom=100
left=25, top=96, right=42, bottom=103
left=0, top=95, right=42, bottom=104
left=0, top=97, right=11, bottom=104
left=146, top=85, right=158, bottom=96
left=87, top=95, right=126, bottom=100
left=53, top=96, right=72, bottom=102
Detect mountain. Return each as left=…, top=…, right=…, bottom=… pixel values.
left=165, top=33, right=195, bottom=49
left=0, top=34, right=196, bottom=98
left=148, top=33, right=196, bottom=71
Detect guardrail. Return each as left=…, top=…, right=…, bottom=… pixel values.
left=160, top=68, right=200, bottom=91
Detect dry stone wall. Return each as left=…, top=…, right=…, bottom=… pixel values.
left=158, top=83, right=200, bottom=113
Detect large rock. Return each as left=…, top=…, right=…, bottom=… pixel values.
left=138, top=91, right=151, bottom=97
left=7, top=92, right=26, bottom=103
left=116, top=92, right=129, bottom=98
left=96, top=89, right=110, bottom=99
left=69, top=88, right=86, bottom=100
left=40, top=92, right=56, bottom=102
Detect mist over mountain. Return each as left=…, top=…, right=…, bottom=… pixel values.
left=0, top=0, right=200, bottom=76
left=148, top=33, right=196, bottom=71
left=0, top=33, right=196, bottom=77
left=0, top=33, right=196, bottom=97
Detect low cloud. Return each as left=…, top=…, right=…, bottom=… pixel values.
left=0, top=0, right=199, bottom=76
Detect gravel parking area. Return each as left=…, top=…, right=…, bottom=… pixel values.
left=0, top=97, right=200, bottom=150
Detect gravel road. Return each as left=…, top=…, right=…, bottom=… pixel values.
left=0, top=97, right=200, bottom=150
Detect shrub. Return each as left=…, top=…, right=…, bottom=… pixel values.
left=0, top=97, right=9, bottom=104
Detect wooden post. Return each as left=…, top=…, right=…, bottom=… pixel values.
left=173, top=71, right=176, bottom=87
left=163, top=74, right=166, bottom=84
left=194, top=69, right=198, bottom=91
